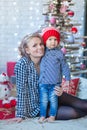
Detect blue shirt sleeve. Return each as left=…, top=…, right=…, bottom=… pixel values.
left=59, top=51, right=71, bottom=81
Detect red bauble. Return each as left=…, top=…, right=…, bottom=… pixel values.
left=68, top=11, right=74, bottom=17
left=71, top=27, right=78, bottom=34
left=81, top=42, right=86, bottom=47
left=3, top=103, right=11, bottom=108
left=10, top=99, right=17, bottom=107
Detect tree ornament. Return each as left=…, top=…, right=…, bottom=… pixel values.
left=64, top=32, right=74, bottom=43
left=80, top=64, right=86, bottom=70
left=61, top=47, right=67, bottom=54
left=49, top=3, right=54, bottom=11
left=81, top=42, right=86, bottom=47
left=68, top=11, right=74, bottom=17
left=60, top=5, right=68, bottom=13
left=44, top=15, right=49, bottom=22
left=71, top=27, right=78, bottom=34
left=50, top=17, right=56, bottom=25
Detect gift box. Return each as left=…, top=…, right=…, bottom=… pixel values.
left=0, top=100, right=16, bottom=120
left=7, top=62, right=16, bottom=77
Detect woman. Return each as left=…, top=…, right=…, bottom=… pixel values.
left=10, top=33, right=87, bottom=123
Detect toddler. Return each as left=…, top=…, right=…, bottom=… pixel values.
left=39, top=27, right=71, bottom=122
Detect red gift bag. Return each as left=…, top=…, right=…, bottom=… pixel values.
left=0, top=100, right=15, bottom=120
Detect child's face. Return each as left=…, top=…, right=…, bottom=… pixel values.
left=46, top=36, right=58, bottom=49
left=26, top=37, right=44, bottom=59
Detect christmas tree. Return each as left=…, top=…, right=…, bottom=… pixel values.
left=39, top=0, right=87, bottom=77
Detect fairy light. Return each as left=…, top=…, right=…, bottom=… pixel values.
left=36, top=2, right=40, bottom=6
left=29, top=16, right=33, bottom=19
left=14, top=33, right=18, bottom=36
left=30, top=23, right=34, bottom=27
left=36, top=10, right=40, bottom=13
left=29, top=7, right=33, bottom=11
left=13, top=2, right=17, bottom=6
left=36, top=17, right=40, bottom=20
left=12, top=17, right=17, bottom=21
left=17, top=41, right=21, bottom=45
left=15, top=9, right=19, bottom=13
left=71, top=55, right=74, bottom=58
left=14, top=48, right=17, bottom=52
left=16, top=25, right=19, bottom=29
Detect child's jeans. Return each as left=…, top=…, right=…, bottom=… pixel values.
left=39, top=84, right=58, bottom=117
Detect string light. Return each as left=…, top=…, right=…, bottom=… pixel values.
left=13, top=2, right=17, bottom=6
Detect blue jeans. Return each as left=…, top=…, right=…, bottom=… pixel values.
left=39, top=84, right=58, bottom=117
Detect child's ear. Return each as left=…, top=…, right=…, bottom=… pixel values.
left=25, top=47, right=30, bottom=54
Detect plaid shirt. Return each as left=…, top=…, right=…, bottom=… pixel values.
left=15, top=57, right=40, bottom=118
left=39, top=48, right=71, bottom=84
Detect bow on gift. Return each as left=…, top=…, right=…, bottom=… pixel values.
left=2, top=97, right=17, bottom=108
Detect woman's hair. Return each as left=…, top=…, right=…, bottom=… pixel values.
left=18, top=33, right=43, bottom=58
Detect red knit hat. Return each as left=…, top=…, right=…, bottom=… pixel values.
left=42, top=27, right=60, bottom=45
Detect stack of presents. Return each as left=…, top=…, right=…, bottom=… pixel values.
left=0, top=62, right=16, bottom=120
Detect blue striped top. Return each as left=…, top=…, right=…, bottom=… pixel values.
left=39, top=47, right=71, bottom=85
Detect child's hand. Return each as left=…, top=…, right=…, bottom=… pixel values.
left=54, top=86, right=63, bottom=96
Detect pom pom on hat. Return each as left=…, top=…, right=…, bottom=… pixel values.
left=42, top=27, right=60, bottom=45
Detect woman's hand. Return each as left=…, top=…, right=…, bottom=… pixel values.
left=54, top=86, right=63, bottom=96
left=7, top=117, right=23, bottom=123
left=65, top=80, right=70, bottom=87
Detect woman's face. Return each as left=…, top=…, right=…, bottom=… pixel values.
left=26, top=37, right=44, bottom=59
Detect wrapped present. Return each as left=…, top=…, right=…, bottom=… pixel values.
left=7, top=62, right=16, bottom=77
left=0, top=100, right=16, bottom=120
left=62, top=78, right=80, bottom=96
